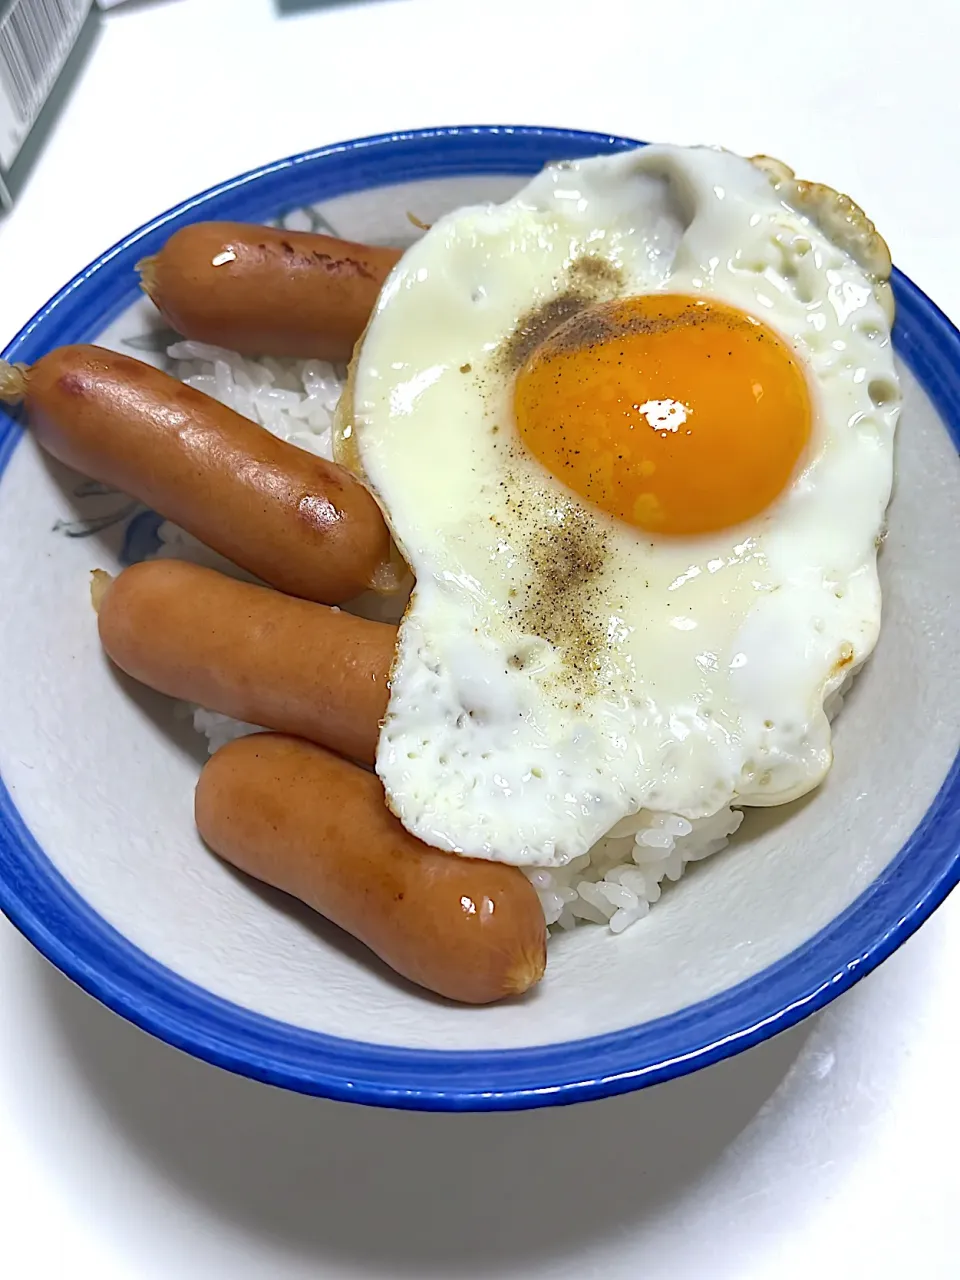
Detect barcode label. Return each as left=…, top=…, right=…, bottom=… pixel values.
left=0, top=0, right=91, bottom=170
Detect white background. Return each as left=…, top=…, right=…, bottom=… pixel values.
left=0, top=1, right=958, bottom=1275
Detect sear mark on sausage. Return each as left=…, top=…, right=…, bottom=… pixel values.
left=309, top=251, right=376, bottom=281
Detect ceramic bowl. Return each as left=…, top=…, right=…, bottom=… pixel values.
left=1, top=126, right=958, bottom=1110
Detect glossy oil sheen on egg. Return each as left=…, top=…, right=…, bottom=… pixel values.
left=349, top=145, right=901, bottom=867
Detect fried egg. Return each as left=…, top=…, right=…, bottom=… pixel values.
left=342, top=144, right=900, bottom=867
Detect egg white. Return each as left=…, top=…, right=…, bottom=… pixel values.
left=348, top=145, right=900, bottom=867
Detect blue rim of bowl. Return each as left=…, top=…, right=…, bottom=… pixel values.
left=1, top=126, right=958, bottom=1111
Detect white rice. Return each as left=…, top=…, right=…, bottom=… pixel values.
left=159, top=340, right=839, bottom=934
left=526, top=806, right=745, bottom=933
left=167, top=340, right=344, bottom=458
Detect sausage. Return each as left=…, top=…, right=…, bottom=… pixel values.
left=139, top=223, right=403, bottom=361
left=195, top=734, right=547, bottom=1004
left=97, top=560, right=395, bottom=764
left=0, top=345, right=392, bottom=604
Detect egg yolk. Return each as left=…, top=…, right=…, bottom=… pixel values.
left=513, top=295, right=812, bottom=535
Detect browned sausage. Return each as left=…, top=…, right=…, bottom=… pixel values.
left=0, top=345, right=392, bottom=604
left=139, top=223, right=403, bottom=361
left=97, top=560, right=395, bottom=764
left=195, top=734, right=547, bottom=1004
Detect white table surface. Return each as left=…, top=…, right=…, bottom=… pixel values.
left=1, top=1, right=958, bottom=1275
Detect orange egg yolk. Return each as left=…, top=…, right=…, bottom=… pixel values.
left=513, top=294, right=812, bottom=535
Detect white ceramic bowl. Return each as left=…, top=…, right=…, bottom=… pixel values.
left=1, top=126, right=958, bottom=1110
